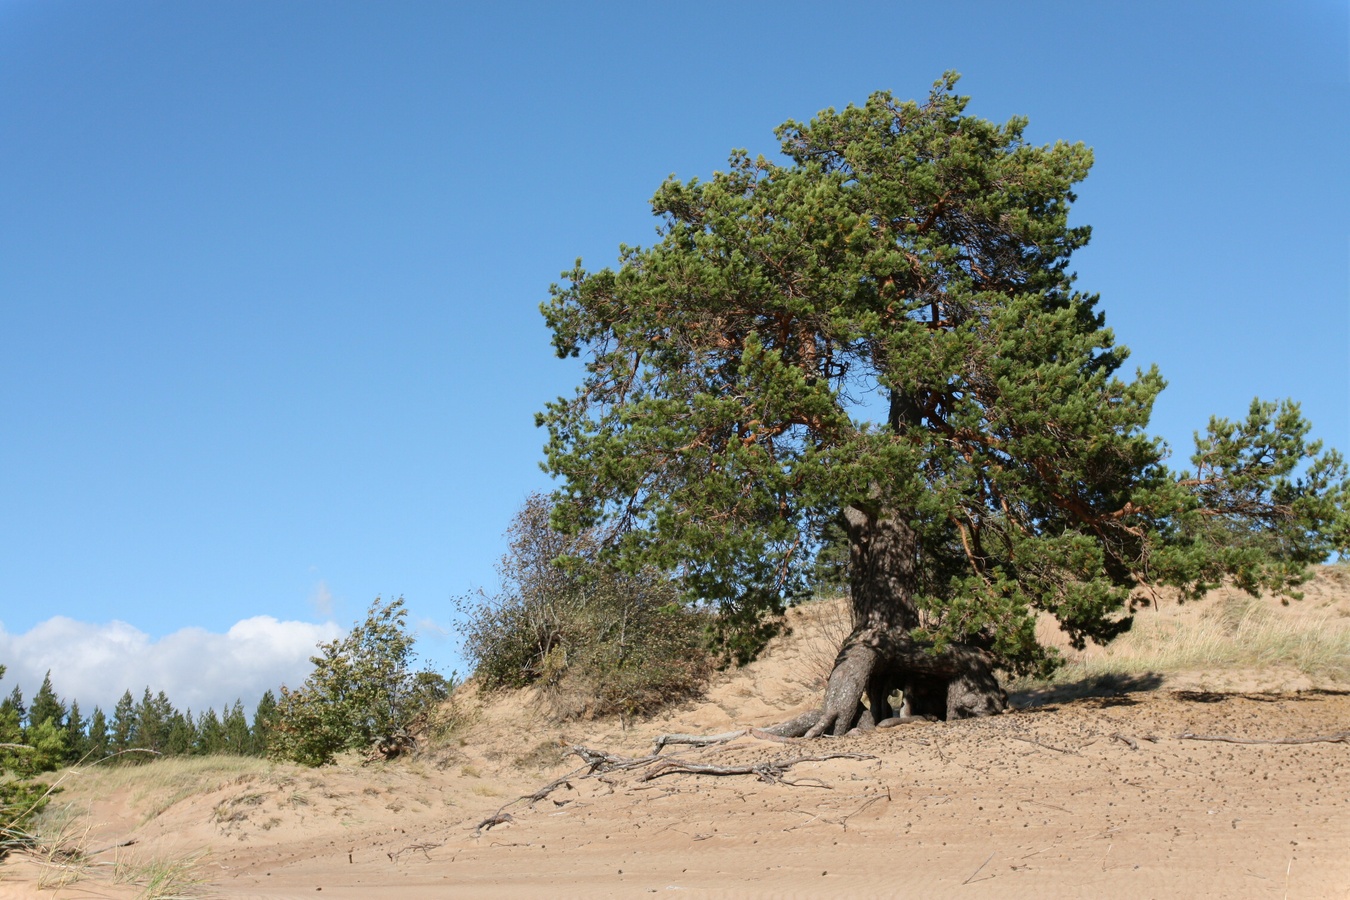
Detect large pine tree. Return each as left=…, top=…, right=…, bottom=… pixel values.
left=539, top=75, right=1349, bottom=736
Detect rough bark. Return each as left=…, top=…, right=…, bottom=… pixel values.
left=803, top=504, right=1006, bottom=738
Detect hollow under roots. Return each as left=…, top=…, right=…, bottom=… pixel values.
left=768, top=628, right=1007, bottom=739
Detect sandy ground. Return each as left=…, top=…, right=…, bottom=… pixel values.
left=4, top=571, right=1349, bottom=899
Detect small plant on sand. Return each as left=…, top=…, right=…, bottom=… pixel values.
left=113, top=849, right=209, bottom=899
left=462, top=493, right=712, bottom=720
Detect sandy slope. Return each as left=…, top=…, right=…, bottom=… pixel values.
left=5, top=571, right=1349, bottom=899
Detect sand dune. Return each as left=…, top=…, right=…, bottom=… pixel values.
left=6, top=568, right=1349, bottom=898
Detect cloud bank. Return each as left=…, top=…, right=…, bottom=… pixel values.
left=0, top=616, right=343, bottom=717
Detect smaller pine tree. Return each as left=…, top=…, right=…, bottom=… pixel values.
left=250, top=691, right=279, bottom=756
left=222, top=701, right=250, bottom=755
left=64, top=699, right=88, bottom=763
left=195, top=708, right=225, bottom=755
left=110, top=690, right=135, bottom=756
left=86, top=707, right=110, bottom=761
left=27, top=672, right=65, bottom=731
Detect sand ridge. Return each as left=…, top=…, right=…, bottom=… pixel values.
left=5, top=569, right=1349, bottom=898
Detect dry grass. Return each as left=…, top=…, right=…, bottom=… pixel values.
left=113, top=847, right=210, bottom=899
left=1015, top=591, right=1350, bottom=692
left=62, top=754, right=284, bottom=825
left=794, top=594, right=853, bottom=688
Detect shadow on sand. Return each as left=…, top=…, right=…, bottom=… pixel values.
left=1009, top=672, right=1165, bottom=709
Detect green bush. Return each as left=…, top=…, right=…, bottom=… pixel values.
left=269, top=597, right=450, bottom=766
left=461, top=494, right=711, bottom=720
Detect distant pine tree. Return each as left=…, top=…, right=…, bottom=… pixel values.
left=251, top=690, right=279, bottom=756
left=28, top=671, right=66, bottom=730
left=64, top=699, right=88, bottom=762
left=195, top=708, right=224, bottom=755
left=165, top=709, right=197, bottom=756
left=134, top=689, right=175, bottom=754
left=1, top=686, right=26, bottom=729
left=86, top=707, right=110, bottom=760
left=111, top=690, right=135, bottom=756
left=222, top=701, right=250, bottom=755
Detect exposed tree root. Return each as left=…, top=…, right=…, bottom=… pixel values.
left=876, top=714, right=938, bottom=728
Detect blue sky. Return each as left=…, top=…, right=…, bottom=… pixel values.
left=1, top=1, right=1346, bottom=714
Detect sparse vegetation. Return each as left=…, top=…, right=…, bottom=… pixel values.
left=113, top=848, right=210, bottom=899
left=1009, top=584, right=1350, bottom=696
left=461, top=493, right=712, bottom=721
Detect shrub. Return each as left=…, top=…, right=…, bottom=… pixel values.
left=461, top=494, right=711, bottom=720
left=269, top=597, right=449, bottom=766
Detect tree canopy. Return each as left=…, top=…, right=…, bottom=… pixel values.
left=538, top=75, right=1348, bottom=733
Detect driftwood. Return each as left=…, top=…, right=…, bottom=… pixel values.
left=474, top=741, right=877, bottom=835
left=652, top=728, right=798, bottom=753
left=638, top=752, right=876, bottom=786
left=1176, top=730, right=1350, bottom=746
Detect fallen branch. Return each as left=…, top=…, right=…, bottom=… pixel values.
left=638, top=753, right=875, bottom=786
left=653, top=728, right=801, bottom=753
left=475, top=744, right=878, bottom=833
left=652, top=731, right=746, bottom=753
left=1177, top=730, right=1350, bottom=746
left=476, top=746, right=665, bottom=834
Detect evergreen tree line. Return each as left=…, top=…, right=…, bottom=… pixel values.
left=0, top=670, right=279, bottom=767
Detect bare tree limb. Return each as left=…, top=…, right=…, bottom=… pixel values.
left=638, top=753, right=875, bottom=785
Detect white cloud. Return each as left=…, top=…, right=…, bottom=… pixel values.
left=0, top=616, right=343, bottom=717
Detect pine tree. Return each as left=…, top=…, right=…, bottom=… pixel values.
left=222, top=701, right=250, bottom=755
left=64, top=699, right=88, bottom=763
left=195, top=708, right=224, bottom=755
left=111, top=690, right=135, bottom=755
left=250, top=690, right=278, bottom=756
left=1, top=686, right=26, bottom=729
left=539, top=75, right=1350, bottom=735
left=86, top=707, right=110, bottom=760
left=134, top=689, right=174, bottom=754
left=165, top=709, right=197, bottom=756
left=27, top=672, right=66, bottom=730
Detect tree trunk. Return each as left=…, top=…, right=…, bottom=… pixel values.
left=802, top=505, right=1006, bottom=738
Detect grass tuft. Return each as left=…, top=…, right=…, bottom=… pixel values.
left=113, top=848, right=210, bottom=899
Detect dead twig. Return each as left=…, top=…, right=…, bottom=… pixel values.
left=1010, top=735, right=1078, bottom=755
left=1177, top=730, right=1350, bottom=746
left=387, top=841, right=442, bottom=863
left=87, top=838, right=138, bottom=856
left=963, top=850, right=996, bottom=885
left=474, top=812, right=514, bottom=835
